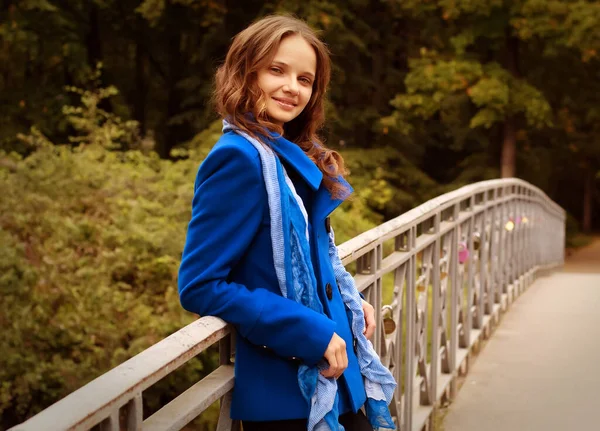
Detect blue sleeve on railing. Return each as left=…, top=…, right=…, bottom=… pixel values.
left=178, top=137, right=335, bottom=366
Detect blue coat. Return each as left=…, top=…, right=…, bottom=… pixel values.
left=178, top=130, right=367, bottom=421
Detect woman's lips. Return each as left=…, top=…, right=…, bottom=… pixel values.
left=272, top=97, right=296, bottom=110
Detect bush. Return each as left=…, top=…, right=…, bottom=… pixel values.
left=0, top=84, right=379, bottom=430
left=0, top=137, right=216, bottom=425
left=0, top=81, right=219, bottom=428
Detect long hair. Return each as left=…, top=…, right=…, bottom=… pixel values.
left=213, top=15, right=349, bottom=198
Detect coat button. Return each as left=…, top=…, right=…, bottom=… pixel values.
left=325, top=217, right=331, bottom=233
left=326, top=283, right=333, bottom=300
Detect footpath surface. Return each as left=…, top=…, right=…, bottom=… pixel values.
left=443, top=238, right=600, bottom=431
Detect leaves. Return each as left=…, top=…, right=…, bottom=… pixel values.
left=1, top=0, right=600, bottom=426
left=0, top=80, right=383, bottom=428
left=0, top=134, right=213, bottom=424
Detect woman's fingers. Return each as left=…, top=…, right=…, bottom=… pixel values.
left=321, top=332, right=348, bottom=379
left=322, top=302, right=377, bottom=380
left=337, top=348, right=348, bottom=378
left=322, top=353, right=338, bottom=378
left=362, top=299, right=376, bottom=339
left=364, top=308, right=376, bottom=339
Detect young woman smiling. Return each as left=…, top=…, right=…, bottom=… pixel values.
left=178, top=15, right=397, bottom=431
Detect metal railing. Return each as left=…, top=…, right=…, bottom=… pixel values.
left=10, top=178, right=565, bottom=431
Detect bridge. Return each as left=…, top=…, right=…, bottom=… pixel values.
left=443, top=238, right=600, bottom=431
left=10, top=178, right=568, bottom=431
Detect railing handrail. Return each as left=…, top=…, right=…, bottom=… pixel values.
left=10, top=178, right=566, bottom=431
left=337, top=177, right=564, bottom=263
left=10, top=317, right=230, bottom=431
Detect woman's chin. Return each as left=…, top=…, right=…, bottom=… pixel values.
left=266, top=111, right=297, bottom=126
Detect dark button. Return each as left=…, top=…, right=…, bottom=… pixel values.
left=325, top=217, right=331, bottom=233
left=288, top=356, right=302, bottom=365
left=261, top=345, right=301, bottom=365
left=326, top=283, right=333, bottom=300
left=353, top=338, right=358, bottom=354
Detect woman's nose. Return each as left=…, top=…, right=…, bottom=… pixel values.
left=283, top=78, right=299, bottom=95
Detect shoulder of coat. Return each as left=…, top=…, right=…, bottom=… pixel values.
left=213, top=131, right=261, bottom=162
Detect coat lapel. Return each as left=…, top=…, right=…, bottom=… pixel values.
left=270, top=134, right=322, bottom=191
left=270, top=133, right=353, bottom=220
left=313, top=178, right=353, bottom=221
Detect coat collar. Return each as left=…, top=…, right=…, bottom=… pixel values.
left=268, top=132, right=322, bottom=191
left=313, top=176, right=353, bottom=220
left=222, top=118, right=322, bottom=191
left=267, top=131, right=354, bottom=219
left=221, top=119, right=353, bottom=219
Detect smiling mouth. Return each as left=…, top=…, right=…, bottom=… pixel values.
left=272, top=97, right=297, bottom=108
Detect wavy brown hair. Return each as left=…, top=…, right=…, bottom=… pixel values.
left=213, top=15, right=349, bottom=199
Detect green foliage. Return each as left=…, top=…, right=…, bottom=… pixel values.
left=0, top=81, right=379, bottom=429
left=62, top=70, right=142, bottom=151
left=0, top=138, right=211, bottom=423
left=341, top=147, right=440, bottom=221
left=186, top=119, right=223, bottom=156
left=386, top=57, right=551, bottom=132
left=2, top=0, right=600, bottom=426
left=0, top=83, right=209, bottom=427
left=513, top=0, right=600, bottom=60
left=385, top=0, right=598, bottom=228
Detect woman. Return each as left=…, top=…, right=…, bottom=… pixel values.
left=178, top=14, right=396, bottom=431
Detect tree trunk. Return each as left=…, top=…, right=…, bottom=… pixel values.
left=501, top=117, right=516, bottom=178
left=86, top=3, right=102, bottom=69
left=502, top=30, right=520, bottom=178
left=370, top=0, right=385, bottom=112
left=582, top=168, right=593, bottom=233
left=86, top=3, right=113, bottom=113
left=134, top=39, right=148, bottom=135
left=2, top=2, right=15, bottom=89
left=159, top=4, right=190, bottom=158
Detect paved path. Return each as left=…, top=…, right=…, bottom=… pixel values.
left=443, top=239, right=600, bottom=431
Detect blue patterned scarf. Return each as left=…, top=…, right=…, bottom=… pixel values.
left=223, top=121, right=397, bottom=431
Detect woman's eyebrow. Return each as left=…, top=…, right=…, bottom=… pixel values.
left=272, top=60, right=315, bottom=78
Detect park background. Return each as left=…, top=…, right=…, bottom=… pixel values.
left=1, top=0, right=599, bottom=430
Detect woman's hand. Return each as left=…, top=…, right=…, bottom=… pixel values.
left=362, top=299, right=376, bottom=339
left=321, top=333, right=348, bottom=379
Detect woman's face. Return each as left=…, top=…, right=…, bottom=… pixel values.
left=256, top=34, right=317, bottom=126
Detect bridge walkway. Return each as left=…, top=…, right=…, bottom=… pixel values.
left=443, top=238, right=600, bottom=431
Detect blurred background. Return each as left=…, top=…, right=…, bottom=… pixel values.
left=1, top=1, right=598, bottom=430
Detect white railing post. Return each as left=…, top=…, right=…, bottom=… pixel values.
left=449, top=203, right=460, bottom=400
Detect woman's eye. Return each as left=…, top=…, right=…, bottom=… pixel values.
left=270, top=67, right=283, bottom=74
left=300, top=77, right=312, bottom=84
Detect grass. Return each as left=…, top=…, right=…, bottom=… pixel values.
left=566, top=233, right=594, bottom=249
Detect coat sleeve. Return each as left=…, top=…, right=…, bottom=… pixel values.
left=178, top=142, right=335, bottom=366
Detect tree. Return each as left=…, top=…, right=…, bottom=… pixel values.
left=384, top=0, right=553, bottom=179
left=512, top=0, right=600, bottom=231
